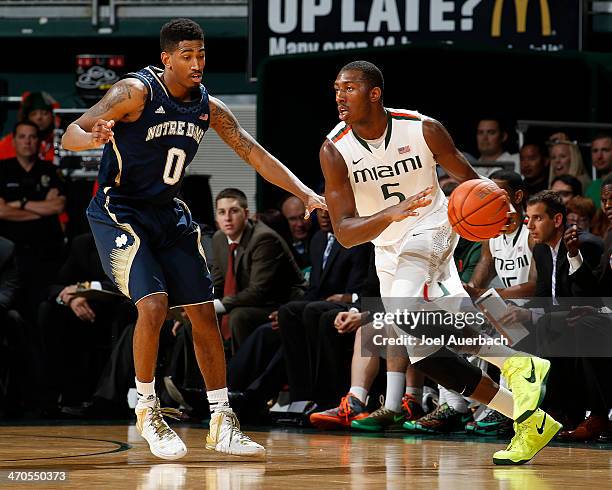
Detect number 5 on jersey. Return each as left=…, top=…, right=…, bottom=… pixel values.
left=381, top=182, right=406, bottom=203
left=163, top=147, right=186, bottom=185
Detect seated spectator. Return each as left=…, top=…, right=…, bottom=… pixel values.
left=0, top=92, right=58, bottom=162
left=591, top=175, right=612, bottom=238
left=277, top=206, right=371, bottom=407
left=566, top=196, right=598, bottom=235
left=228, top=240, right=374, bottom=420
left=211, top=188, right=306, bottom=353
left=0, top=236, right=30, bottom=416
left=551, top=174, right=582, bottom=206
left=548, top=140, right=591, bottom=191
left=501, top=191, right=605, bottom=436
left=476, top=118, right=519, bottom=173
left=38, top=233, right=136, bottom=412
left=0, top=121, right=66, bottom=322
left=585, top=133, right=612, bottom=208
left=280, top=195, right=314, bottom=269
left=519, top=142, right=549, bottom=197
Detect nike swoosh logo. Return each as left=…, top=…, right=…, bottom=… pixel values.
left=537, top=413, right=546, bottom=434
left=524, top=359, right=536, bottom=383
left=352, top=158, right=364, bottom=165
left=413, top=233, right=424, bottom=237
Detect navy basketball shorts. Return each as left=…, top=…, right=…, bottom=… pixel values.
left=87, top=193, right=214, bottom=307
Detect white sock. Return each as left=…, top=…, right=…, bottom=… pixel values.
left=385, top=372, right=405, bottom=412
left=487, top=386, right=514, bottom=419
left=135, top=377, right=156, bottom=409
left=441, top=387, right=469, bottom=414
left=477, top=340, right=516, bottom=369
left=437, top=384, right=446, bottom=405
left=500, top=375, right=508, bottom=390
left=207, top=387, right=230, bottom=413
left=349, top=386, right=368, bottom=405
left=405, top=386, right=423, bottom=404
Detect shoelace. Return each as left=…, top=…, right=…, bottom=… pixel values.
left=149, top=405, right=182, bottom=440
left=223, top=410, right=256, bottom=446
left=337, top=395, right=355, bottom=422
left=421, top=403, right=449, bottom=422
left=401, top=395, right=417, bottom=418
left=505, top=422, right=526, bottom=451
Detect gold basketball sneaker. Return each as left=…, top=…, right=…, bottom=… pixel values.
left=135, top=398, right=187, bottom=460
left=206, top=408, right=266, bottom=457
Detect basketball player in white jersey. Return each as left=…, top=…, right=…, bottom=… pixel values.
left=320, top=60, right=560, bottom=464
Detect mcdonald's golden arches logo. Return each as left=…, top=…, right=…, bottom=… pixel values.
left=492, top=0, right=552, bottom=37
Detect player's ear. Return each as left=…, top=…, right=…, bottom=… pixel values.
left=514, top=189, right=524, bottom=206
left=161, top=51, right=171, bottom=68
left=370, top=87, right=381, bottom=103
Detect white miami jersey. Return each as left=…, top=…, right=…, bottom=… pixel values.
left=489, top=223, right=532, bottom=288
left=327, top=108, right=445, bottom=246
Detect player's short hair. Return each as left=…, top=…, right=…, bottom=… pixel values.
left=12, top=120, right=39, bottom=137
left=550, top=174, right=582, bottom=196
left=216, top=188, right=248, bottom=209
left=489, top=170, right=526, bottom=194
left=527, top=190, right=567, bottom=221
left=340, top=60, right=384, bottom=93
left=160, top=18, right=204, bottom=53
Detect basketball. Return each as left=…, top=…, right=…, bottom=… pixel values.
left=447, top=179, right=510, bottom=241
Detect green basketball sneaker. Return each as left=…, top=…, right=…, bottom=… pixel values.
left=493, top=409, right=562, bottom=465
left=404, top=403, right=473, bottom=434
left=351, top=394, right=424, bottom=432
left=502, top=355, right=550, bottom=423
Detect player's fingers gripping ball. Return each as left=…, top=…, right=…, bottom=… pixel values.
left=447, top=179, right=510, bottom=240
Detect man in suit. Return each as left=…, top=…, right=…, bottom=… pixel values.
left=280, top=194, right=314, bottom=270
left=211, top=188, right=306, bottom=353
left=503, top=190, right=606, bottom=438
left=277, top=206, right=371, bottom=404
left=557, top=176, right=612, bottom=440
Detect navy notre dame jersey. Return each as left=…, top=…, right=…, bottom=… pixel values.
left=97, top=65, right=210, bottom=204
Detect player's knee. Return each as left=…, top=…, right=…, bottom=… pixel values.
left=136, top=293, right=168, bottom=327
left=413, top=348, right=482, bottom=397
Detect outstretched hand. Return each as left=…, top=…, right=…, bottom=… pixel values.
left=386, top=186, right=433, bottom=223
left=304, top=193, right=327, bottom=220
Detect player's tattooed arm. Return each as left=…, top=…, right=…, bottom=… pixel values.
left=209, top=96, right=325, bottom=218
left=61, top=78, right=147, bottom=151
left=422, top=118, right=479, bottom=183
left=209, top=96, right=254, bottom=160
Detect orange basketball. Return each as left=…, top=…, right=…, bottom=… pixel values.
left=447, top=179, right=510, bottom=241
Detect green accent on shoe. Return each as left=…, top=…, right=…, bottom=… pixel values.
left=351, top=406, right=404, bottom=432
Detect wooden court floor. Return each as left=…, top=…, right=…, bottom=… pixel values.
left=0, top=423, right=610, bottom=489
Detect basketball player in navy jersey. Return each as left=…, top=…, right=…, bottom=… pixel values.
left=62, top=18, right=324, bottom=460
left=320, top=60, right=560, bottom=465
